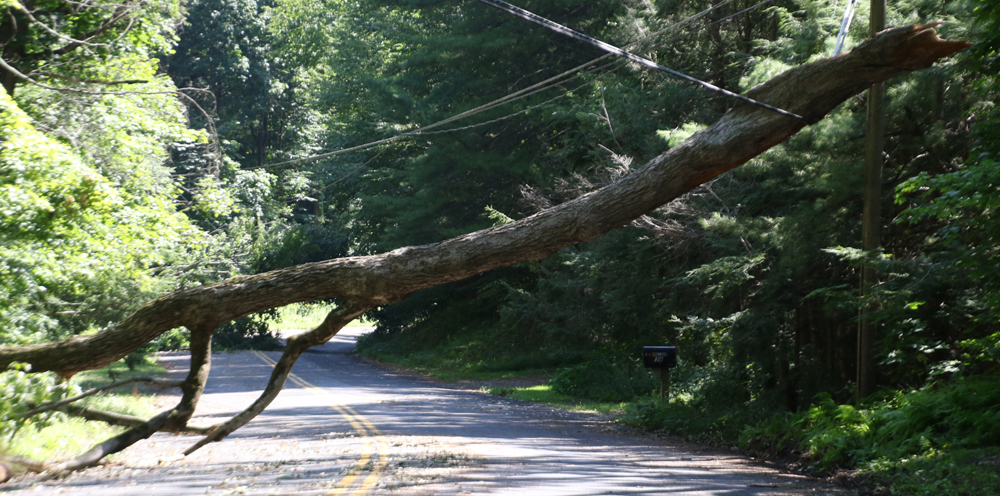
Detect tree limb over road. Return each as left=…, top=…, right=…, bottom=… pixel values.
left=0, top=24, right=969, bottom=473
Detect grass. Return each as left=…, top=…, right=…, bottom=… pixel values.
left=487, top=384, right=630, bottom=415
left=367, top=347, right=628, bottom=414
left=362, top=346, right=562, bottom=383
left=2, top=359, right=163, bottom=466
left=273, top=302, right=371, bottom=331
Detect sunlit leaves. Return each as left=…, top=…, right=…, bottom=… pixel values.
left=0, top=89, right=207, bottom=344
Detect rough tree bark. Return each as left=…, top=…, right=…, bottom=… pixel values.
left=0, top=24, right=969, bottom=472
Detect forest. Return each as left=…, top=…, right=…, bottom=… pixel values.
left=0, top=0, right=997, bottom=492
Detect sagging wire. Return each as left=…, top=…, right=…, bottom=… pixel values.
left=834, top=0, right=860, bottom=56
left=256, top=0, right=788, bottom=170
left=477, top=0, right=805, bottom=122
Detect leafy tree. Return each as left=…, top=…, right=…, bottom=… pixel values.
left=0, top=88, right=208, bottom=344
left=166, top=0, right=299, bottom=169
left=0, top=0, right=182, bottom=96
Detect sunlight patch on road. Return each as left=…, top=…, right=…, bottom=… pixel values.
left=251, top=351, right=385, bottom=495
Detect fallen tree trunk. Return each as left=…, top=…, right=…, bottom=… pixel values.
left=0, top=24, right=970, bottom=470
left=0, top=24, right=968, bottom=377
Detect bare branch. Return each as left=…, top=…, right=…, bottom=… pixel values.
left=0, top=55, right=223, bottom=173
left=2, top=457, right=48, bottom=474
left=42, top=409, right=174, bottom=478
left=61, top=404, right=217, bottom=434
left=41, top=323, right=218, bottom=476
left=18, top=377, right=183, bottom=419
left=52, top=4, right=131, bottom=55
left=12, top=2, right=120, bottom=50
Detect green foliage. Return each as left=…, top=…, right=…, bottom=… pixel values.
left=149, top=328, right=191, bottom=351
left=212, top=312, right=283, bottom=351
left=1, top=0, right=183, bottom=93
left=0, top=89, right=211, bottom=344
left=619, top=357, right=783, bottom=443
left=166, top=0, right=301, bottom=169
left=0, top=363, right=76, bottom=441
left=863, top=448, right=1000, bottom=495
left=740, top=375, right=1000, bottom=472
left=550, top=356, right=657, bottom=402
left=273, top=302, right=337, bottom=331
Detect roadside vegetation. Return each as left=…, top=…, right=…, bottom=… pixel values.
left=0, top=0, right=996, bottom=488
left=1, top=361, right=162, bottom=474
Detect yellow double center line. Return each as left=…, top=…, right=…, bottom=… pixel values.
left=252, top=351, right=385, bottom=495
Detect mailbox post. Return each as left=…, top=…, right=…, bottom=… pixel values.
left=642, top=346, right=677, bottom=401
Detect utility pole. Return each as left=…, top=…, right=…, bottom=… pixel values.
left=858, top=0, right=886, bottom=399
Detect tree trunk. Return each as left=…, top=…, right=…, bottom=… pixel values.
left=0, top=24, right=969, bottom=380
left=858, top=0, right=888, bottom=400
left=0, top=1, right=35, bottom=97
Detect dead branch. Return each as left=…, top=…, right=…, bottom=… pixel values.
left=40, top=323, right=218, bottom=476
left=42, top=409, right=174, bottom=478
left=161, top=324, right=214, bottom=432
left=18, top=377, right=184, bottom=419
left=60, top=404, right=217, bottom=434
left=0, top=23, right=971, bottom=473
left=1, top=457, right=49, bottom=476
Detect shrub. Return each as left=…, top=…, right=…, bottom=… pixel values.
left=0, top=363, right=77, bottom=441
left=739, top=375, right=1000, bottom=472
left=550, top=357, right=658, bottom=402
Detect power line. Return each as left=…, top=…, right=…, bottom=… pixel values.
left=477, top=0, right=804, bottom=121
left=254, top=0, right=784, bottom=170
left=417, top=80, right=594, bottom=135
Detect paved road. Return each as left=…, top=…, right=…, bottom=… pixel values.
left=5, top=328, right=845, bottom=495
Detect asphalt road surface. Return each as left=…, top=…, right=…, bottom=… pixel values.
left=5, top=328, right=845, bottom=495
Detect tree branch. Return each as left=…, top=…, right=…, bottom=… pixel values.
left=37, top=72, right=147, bottom=85
left=42, top=409, right=174, bottom=477
left=51, top=4, right=131, bottom=56
left=18, top=377, right=184, bottom=419
left=161, top=324, right=215, bottom=432
left=183, top=301, right=372, bottom=455
left=61, top=404, right=217, bottom=435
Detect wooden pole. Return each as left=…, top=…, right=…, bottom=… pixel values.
left=659, top=367, right=670, bottom=401
left=858, top=0, right=886, bottom=399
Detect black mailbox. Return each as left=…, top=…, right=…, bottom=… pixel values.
left=642, top=346, right=677, bottom=368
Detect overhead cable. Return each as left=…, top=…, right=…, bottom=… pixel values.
left=255, top=0, right=782, bottom=170
left=477, top=0, right=805, bottom=122
left=833, top=0, right=860, bottom=56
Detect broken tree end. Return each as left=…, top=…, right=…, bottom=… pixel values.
left=863, top=23, right=972, bottom=70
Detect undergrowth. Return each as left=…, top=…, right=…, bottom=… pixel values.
left=738, top=375, right=1000, bottom=471
left=356, top=326, right=586, bottom=381
left=1, top=359, right=162, bottom=469
left=488, top=384, right=629, bottom=415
